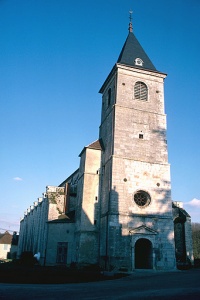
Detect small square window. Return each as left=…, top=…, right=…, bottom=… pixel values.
left=139, top=134, right=143, bottom=139
left=4, top=244, right=9, bottom=250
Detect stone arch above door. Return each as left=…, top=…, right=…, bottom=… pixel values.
left=129, top=225, right=158, bottom=270
left=135, top=238, right=153, bottom=269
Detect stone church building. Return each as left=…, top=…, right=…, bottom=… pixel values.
left=18, top=18, right=193, bottom=271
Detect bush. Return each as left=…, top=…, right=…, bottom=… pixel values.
left=20, top=251, right=36, bottom=266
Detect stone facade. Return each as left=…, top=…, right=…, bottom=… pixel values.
left=17, top=23, right=193, bottom=270
left=17, top=186, right=66, bottom=265
left=74, top=144, right=102, bottom=265
left=98, top=63, right=176, bottom=270
left=45, top=219, right=75, bottom=266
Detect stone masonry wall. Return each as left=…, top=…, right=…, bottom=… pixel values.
left=75, top=146, right=101, bottom=265
left=18, top=186, right=65, bottom=264
left=98, top=64, right=176, bottom=271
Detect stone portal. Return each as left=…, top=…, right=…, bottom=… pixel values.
left=135, top=238, right=153, bottom=269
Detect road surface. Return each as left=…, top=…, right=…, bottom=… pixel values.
left=0, top=268, right=200, bottom=299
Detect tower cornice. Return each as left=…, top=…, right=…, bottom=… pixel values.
left=99, top=63, right=167, bottom=94
left=116, top=63, right=167, bottom=78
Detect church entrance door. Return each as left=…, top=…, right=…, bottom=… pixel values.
left=135, top=238, right=153, bottom=269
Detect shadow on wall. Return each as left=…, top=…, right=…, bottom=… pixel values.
left=81, top=176, right=178, bottom=271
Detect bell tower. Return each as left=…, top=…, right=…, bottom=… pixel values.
left=99, top=13, right=176, bottom=271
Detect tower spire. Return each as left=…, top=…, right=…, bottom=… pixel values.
left=129, top=10, right=133, bottom=33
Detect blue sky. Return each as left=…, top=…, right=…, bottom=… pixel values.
left=0, top=0, right=200, bottom=233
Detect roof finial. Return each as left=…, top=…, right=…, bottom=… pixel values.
left=129, top=10, right=133, bottom=33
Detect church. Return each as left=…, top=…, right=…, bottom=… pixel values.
left=17, top=16, right=193, bottom=271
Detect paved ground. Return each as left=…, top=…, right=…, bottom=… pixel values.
left=0, top=268, right=200, bottom=299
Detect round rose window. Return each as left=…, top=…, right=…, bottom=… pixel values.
left=134, top=190, right=151, bottom=207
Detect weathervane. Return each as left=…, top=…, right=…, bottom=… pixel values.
left=129, top=10, right=133, bottom=32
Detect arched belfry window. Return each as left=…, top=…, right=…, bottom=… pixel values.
left=134, top=81, right=148, bottom=101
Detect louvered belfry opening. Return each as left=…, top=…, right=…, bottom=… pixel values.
left=134, top=81, right=148, bottom=101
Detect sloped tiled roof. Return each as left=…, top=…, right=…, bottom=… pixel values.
left=79, top=139, right=104, bottom=157
left=87, top=139, right=103, bottom=150
left=0, top=231, right=12, bottom=245
left=117, top=31, right=156, bottom=71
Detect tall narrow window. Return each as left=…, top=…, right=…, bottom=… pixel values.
left=134, top=81, right=148, bottom=101
left=56, top=242, right=68, bottom=264
left=107, top=88, right=111, bottom=107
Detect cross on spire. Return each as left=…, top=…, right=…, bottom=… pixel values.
left=129, top=10, right=133, bottom=32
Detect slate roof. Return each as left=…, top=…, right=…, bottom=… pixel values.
left=117, top=31, right=156, bottom=71
left=59, top=168, right=79, bottom=187
left=180, top=208, right=191, bottom=218
left=99, top=28, right=159, bottom=94
left=173, top=203, right=191, bottom=223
